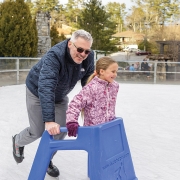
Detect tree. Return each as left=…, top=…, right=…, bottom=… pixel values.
left=131, top=0, right=180, bottom=26
left=50, top=25, right=66, bottom=46
left=77, top=0, right=117, bottom=51
left=30, top=19, right=38, bottom=56
left=62, top=0, right=84, bottom=29
left=126, top=6, right=144, bottom=32
left=0, top=0, right=38, bottom=57
left=33, top=0, right=60, bottom=13
left=50, top=25, right=60, bottom=46
left=59, top=33, right=66, bottom=42
left=29, top=0, right=62, bottom=28
left=105, top=2, right=126, bottom=33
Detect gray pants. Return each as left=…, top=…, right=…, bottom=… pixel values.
left=15, top=87, right=68, bottom=147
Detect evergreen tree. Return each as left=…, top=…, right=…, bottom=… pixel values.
left=34, top=0, right=60, bottom=13
left=78, top=0, right=117, bottom=51
left=50, top=25, right=60, bottom=46
left=50, top=25, right=67, bottom=46
left=0, top=0, right=38, bottom=57
left=59, top=33, right=66, bottom=42
left=63, top=0, right=83, bottom=28
left=30, top=19, right=38, bottom=56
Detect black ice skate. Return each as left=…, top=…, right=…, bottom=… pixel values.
left=12, top=135, right=24, bottom=163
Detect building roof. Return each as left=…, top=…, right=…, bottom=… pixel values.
left=112, top=30, right=144, bottom=40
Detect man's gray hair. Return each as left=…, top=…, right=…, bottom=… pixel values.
left=70, top=29, right=93, bottom=45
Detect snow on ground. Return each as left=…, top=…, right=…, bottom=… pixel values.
left=0, top=82, right=180, bottom=180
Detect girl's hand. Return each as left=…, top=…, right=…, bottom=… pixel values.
left=66, top=122, right=79, bottom=137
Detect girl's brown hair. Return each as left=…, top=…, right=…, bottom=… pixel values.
left=86, top=56, right=118, bottom=84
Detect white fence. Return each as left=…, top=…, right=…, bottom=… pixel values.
left=117, top=60, right=180, bottom=84
left=0, top=57, right=180, bottom=85
left=0, top=57, right=40, bottom=85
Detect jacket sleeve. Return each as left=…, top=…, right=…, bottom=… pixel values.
left=66, top=85, right=91, bottom=124
left=81, top=51, right=94, bottom=87
left=38, top=50, right=61, bottom=122
left=114, top=82, right=119, bottom=119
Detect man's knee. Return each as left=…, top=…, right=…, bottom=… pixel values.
left=30, top=128, right=44, bottom=139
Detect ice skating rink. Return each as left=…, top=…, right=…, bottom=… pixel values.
left=0, top=82, right=179, bottom=180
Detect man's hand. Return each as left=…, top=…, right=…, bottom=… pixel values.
left=45, top=122, right=60, bottom=135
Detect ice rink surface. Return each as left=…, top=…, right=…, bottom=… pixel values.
left=0, top=82, right=180, bottom=180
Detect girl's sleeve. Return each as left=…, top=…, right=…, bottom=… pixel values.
left=66, top=85, right=90, bottom=124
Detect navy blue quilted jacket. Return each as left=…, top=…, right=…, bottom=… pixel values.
left=26, top=39, right=94, bottom=122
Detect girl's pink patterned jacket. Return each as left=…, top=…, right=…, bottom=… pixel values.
left=66, top=76, right=119, bottom=126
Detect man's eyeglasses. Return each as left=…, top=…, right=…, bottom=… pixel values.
left=72, top=43, right=91, bottom=55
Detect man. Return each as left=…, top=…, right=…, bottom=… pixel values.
left=141, top=59, right=150, bottom=77
left=12, top=29, right=94, bottom=177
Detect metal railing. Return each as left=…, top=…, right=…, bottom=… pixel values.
left=0, top=57, right=40, bottom=85
left=0, top=58, right=180, bottom=85
left=116, top=60, right=180, bottom=84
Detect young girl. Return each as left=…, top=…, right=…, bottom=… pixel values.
left=66, top=56, right=119, bottom=137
